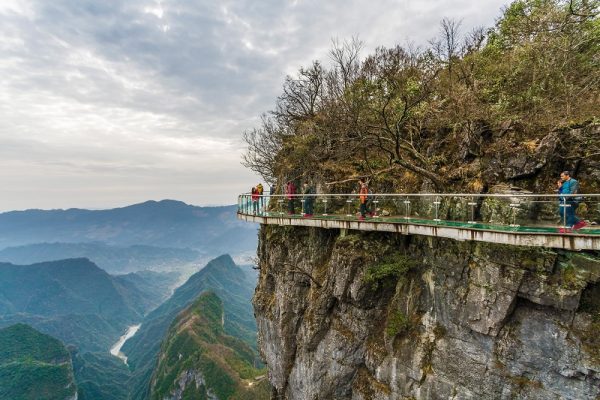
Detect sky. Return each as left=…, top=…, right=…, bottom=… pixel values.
left=0, top=0, right=508, bottom=211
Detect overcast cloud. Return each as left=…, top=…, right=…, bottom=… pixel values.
left=0, top=0, right=508, bottom=211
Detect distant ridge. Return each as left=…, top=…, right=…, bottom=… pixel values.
left=0, top=258, right=169, bottom=352
left=0, top=199, right=258, bottom=254
left=123, top=254, right=258, bottom=399
left=0, top=242, right=199, bottom=274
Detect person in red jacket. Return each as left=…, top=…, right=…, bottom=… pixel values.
left=251, top=187, right=259, bottom=214
left=285, top=181, right=296, bottom=215
left=358, top=178, right=369, bottom=220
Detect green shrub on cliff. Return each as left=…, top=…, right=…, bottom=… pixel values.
left=386, top=310, right=410, bottom=337
left=364, top=254, right=417, bottom=290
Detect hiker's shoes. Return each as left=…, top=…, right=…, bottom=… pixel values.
left=558, top=227, right=573, bottom=233
left=573, top=220, right=587, bottom=230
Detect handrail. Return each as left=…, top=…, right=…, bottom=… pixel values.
left=240, top=193, right=600, bottom=198
left=237, top=193, right=600, bottom=236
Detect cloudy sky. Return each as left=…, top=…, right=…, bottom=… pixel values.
left=0, top=0, right=508, bottom=211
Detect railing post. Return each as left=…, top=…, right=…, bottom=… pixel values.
left=509, top=202, right=520, bottom=227
left=372, top=196, right=379, bottom=218
left=404, top=197, right=411, bottom=220
left=561, top=196, right=568, bottom=230
left=468, top=197, right=477, bottom=224
left=434, top=196, right=441, bottom=222
left=346, top=196, right=353, bottom=217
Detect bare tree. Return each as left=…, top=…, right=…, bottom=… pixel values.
left=242, top=115, right=284, bottom=184
left=273, top=61, right=325, bottom=127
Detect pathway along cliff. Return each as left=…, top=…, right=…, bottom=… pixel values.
left=110, top=324, right=141, bottom=365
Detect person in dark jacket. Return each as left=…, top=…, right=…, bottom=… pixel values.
left=302, top=182, right=314, bottom=217
left=559, top=171, right=586, bottom=232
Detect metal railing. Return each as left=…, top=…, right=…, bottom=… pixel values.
left=238, top=193, right=600, bottom=234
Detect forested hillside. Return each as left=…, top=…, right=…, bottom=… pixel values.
left=0, top=258, right=142, bottom=351
left=0, top=324, right=77, bottom=400
left=123, top=254, right=258, bottom=399
left=149, top=292, right=269, bottom=400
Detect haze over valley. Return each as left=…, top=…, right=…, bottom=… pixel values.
left=0, top=200, right=262, bottom=399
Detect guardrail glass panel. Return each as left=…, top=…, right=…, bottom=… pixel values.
left=237, top=193, right=600, bottom=234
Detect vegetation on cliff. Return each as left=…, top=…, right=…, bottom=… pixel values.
left=123, top=254, right=260, bottom=399
left=149, top=292, right=269, bottom=400
left=0, top=323, right=77, bottom=400
left=254, top=225, right=600, bottom=398
left=244, top=0, right=599, bottom=194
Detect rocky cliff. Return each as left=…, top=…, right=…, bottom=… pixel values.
left=253, top=225, right=600, bottom=399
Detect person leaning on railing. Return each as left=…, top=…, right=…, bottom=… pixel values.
left=559, top=170, right=586, bottom=232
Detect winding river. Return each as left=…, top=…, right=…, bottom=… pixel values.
left=109, top=324, right=141, bottom=365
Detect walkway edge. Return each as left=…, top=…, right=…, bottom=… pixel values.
left=238, top=213, right=599, bottom=251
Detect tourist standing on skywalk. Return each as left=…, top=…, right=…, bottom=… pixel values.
left=358, top=179, right=369, bottom=220
left=286, top=181, right=296, bottom=215
left=559, top=171, right=586, bottom=232
left=251, top=187, right=259, bottom=215
left=302, top=181, right=314, bottom=217
left=256, top=183, right=264, bottom=212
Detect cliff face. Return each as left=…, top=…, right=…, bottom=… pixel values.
left=253, top=226, right=600, bottom=399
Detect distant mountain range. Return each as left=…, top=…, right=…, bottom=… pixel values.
left=0, top=195, right=263, bottom=400
left=0, top=254, right=262, bottom=399
left=0, top=242, right=199, bottom=274
left=0, top=200, right=258, bottom=256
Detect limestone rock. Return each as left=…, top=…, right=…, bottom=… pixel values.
left=254, top=226, right=600, bottom=399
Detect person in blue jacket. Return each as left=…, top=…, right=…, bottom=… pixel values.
left=559, top=171, right=586, bottom=232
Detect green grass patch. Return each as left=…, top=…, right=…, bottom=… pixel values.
left=364, top=254, right=417, bottom=290
left=386, top=310, right=410, bottom=337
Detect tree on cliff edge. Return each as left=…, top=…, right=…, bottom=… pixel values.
left=244, top=0, right=599, bottom=193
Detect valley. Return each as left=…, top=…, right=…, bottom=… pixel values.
left=0, top=200, right=261, bottom=400
left=110, top=325, right=141, bottom=365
